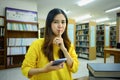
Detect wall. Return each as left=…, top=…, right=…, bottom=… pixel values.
left=0, top=0, right=37, bottom=16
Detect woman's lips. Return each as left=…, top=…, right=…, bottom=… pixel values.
left=58, top=30, right=62, bottom=32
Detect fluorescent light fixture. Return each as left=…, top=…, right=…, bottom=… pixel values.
left=105, top=7, right=120, bottom=13
left=76, top=14, right=92, bottom=22
left=96, top=17, right=109, bottom=22
left=81, top=20, right=89, bottom=23
left=110, top=22, right=116, bottom=25
left=77, top=0, right=95, bottom=6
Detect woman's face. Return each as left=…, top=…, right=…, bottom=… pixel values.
left=51, top=14, right=66, bottom=36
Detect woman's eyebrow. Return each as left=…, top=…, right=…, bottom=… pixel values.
left=53, top=19, right=66, bottom=21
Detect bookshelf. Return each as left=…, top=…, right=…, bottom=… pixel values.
left=0, top=16, right=6, bottom=69
left=76, top=21, right=96, bottom=60
left=110, top=26, right=116, bottom=48
left=5, top=7, right=38, bottom=68
left=96, top=25, right=104, bottom=57
left=96, top=24, right=110, bottom=57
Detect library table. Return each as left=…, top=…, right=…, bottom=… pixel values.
left=104, top=48, right=120, bottom=63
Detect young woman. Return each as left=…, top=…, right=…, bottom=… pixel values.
left=21, top=8, right=79, bottom=80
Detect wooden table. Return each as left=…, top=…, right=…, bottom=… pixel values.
left=104, top=48, right=120, bottom=63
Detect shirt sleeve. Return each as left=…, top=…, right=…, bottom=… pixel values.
left=68, top=44, right=79, bottom=73
left=21, top=39, right=40, bottom=78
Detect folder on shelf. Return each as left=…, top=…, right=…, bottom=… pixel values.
left=87, top=63, right=120, bottom=78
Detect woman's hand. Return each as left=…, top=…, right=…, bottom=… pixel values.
left=53, top=32, right=66, bottom=51
left=43, top=61, right=64, bottom=73
left=28, top=61, right=64, bottom=77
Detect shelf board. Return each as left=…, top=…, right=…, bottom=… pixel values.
left=7, top=20, right=38, bottom=24
left=7, top=54, right=25, bottom=57
left=0, top=65, right=5, bottom=69
left=7, top=64, right=22, bottom=68
left=7, top=30, right=38, bottom=38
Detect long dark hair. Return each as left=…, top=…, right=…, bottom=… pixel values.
left=42, top=8, right=71, bottom=61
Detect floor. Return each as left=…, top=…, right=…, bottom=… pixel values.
left=0, top=56, right=114, bottom=80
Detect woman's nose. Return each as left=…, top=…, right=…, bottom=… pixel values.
left=58, top=22, right=62, bottom=27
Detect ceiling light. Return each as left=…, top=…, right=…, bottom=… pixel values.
left=81, top=20, right=89, bottom=23
left=77, top=0, right=95, bottom=6
left=96, top=17, right=109, bottom=23
left=110, top=22, right=116, bottom=25
left=105, top=6, right=120, bottom=13
left=76, top=14, right=92, bottom=22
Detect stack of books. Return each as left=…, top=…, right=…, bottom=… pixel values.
left=87, top=63, right=120, bottom=80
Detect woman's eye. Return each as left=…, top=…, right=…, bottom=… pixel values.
left=54, top=22, right=58, bottom=23
left=62, top=21, right=66, bottom=24
left=53, top=21, right=66, bottom=24
left=54, top=21, right=58, bottom=23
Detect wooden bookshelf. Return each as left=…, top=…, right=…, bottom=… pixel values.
left=76, top=21, right=96, bottom=60
left=5, top=7, right=38, bottom=68
left=96, top=24, right=110, bottom=57
left=110, top=26, right=116, bottom=48
left=0, top=16, right=6, bottom=69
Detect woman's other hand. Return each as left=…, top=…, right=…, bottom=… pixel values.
left=43, top=61, right=64, bottom=72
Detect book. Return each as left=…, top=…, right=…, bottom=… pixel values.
left=87, top=63, right=120, bottom=78
left=89, top=77, right=120, bottom=80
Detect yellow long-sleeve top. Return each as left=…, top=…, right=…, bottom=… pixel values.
left=21, top=38, right=79, bottom=80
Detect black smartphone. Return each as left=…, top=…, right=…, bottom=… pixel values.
left=52, top=58, right=67, bottom=66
